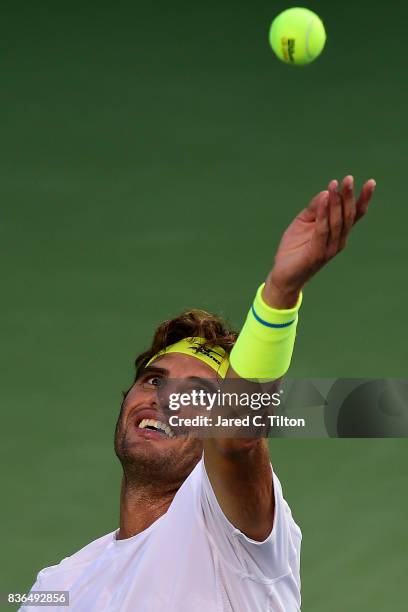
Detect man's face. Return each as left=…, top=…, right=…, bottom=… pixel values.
left=114, top=353, right=219, bottom=487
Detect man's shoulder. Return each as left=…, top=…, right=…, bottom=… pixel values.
left=33, top=530, right=115, bottom=586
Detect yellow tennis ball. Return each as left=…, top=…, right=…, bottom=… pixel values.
left=269, top=7, right=326, bottom=66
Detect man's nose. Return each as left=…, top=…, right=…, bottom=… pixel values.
left=144, top=387, right=160, bottom=408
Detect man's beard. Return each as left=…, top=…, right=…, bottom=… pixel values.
left=114, top=419, right=203, bottom=491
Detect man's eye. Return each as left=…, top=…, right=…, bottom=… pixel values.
left=144, top=376, right=162, bottom=388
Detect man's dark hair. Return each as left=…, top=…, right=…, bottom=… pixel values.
left=133, top=309, right=239, bottom=381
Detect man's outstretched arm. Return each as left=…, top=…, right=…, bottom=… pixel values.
left=203, top=175, right=376, bottom=541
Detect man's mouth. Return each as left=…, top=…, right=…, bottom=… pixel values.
left=136, top=417, right=175, bottom=439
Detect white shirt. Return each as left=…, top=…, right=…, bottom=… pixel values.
left=22, top=458, right=301, bottom=612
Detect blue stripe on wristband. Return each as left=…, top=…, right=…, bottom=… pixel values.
left=251, top=304, right=296, bottom=328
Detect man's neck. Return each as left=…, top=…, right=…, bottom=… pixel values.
left=117, top=478, right=178, bottom=540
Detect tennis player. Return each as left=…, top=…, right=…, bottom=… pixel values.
left=22, top=176, right=375, bottom=611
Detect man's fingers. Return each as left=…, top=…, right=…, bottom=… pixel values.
left=336, top=175, right=355, bottom=251
left=327, top=179, right=343, bottom=257
left=305, top=176, right=375, bottom=265
left=341, top=175, right=355, bottom=232
left=300, top=190, right=330, bottom=222
left=309, top=191, right=329, bottom=259
left=354, top=179, right=376, bottom=223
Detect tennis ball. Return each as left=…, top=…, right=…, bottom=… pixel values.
left=269, top=7, right=326, bottom=66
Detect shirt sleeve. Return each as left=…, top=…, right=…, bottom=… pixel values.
left=199, top=458, right=302, bottom=584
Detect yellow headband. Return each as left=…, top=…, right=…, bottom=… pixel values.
left=145, top=337, right=230, bottom=379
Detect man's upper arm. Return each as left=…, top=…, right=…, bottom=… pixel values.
left=202, top=371, right=282, bottom=542
left=199, top=455, right=299, bottom=582
left=203, top=436, right=274, bottom=542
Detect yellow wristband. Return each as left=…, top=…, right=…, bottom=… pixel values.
left=229, top=283, right=303, bottom=380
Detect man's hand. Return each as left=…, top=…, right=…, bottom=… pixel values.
left=264, top=176, right=376, bottom=308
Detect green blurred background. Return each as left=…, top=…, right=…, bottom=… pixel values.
left=1, top=0, right=407, bottom=609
